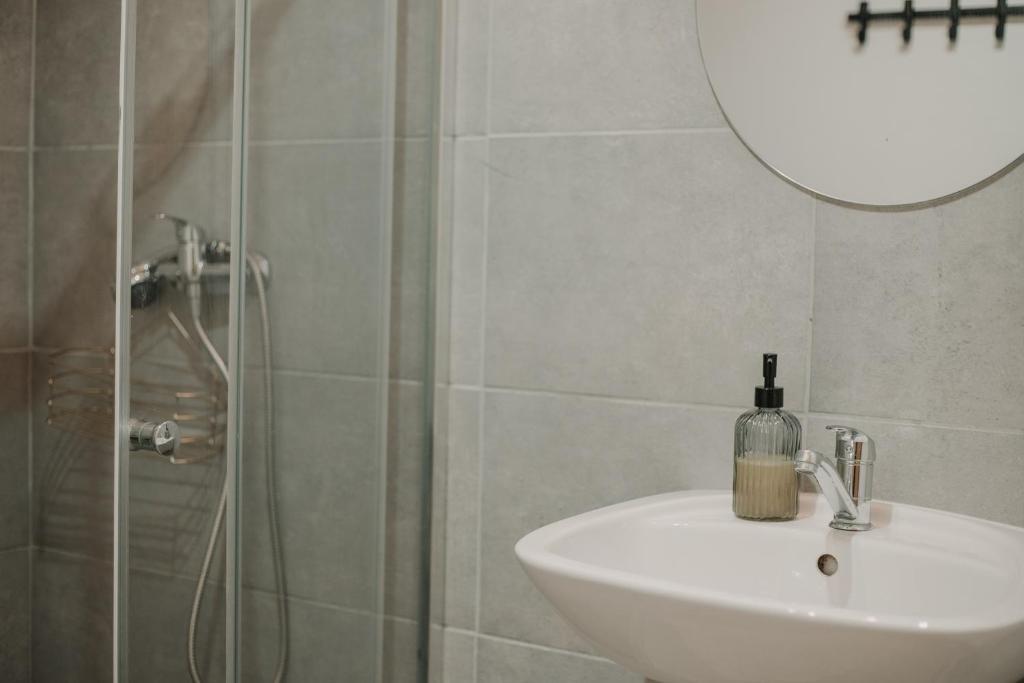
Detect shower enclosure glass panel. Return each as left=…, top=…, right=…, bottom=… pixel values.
left=120, top=0, right=240, bottom=679
left=110, top=0, right=437, bottom=680
left=237, top=0, right=421, bottom=678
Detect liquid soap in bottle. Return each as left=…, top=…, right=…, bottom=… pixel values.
left=733, top=353, right=802, bottom=521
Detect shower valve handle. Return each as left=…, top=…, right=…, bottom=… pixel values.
left=128, top=418, right=180, bottom=456
left=153, top=213, right=206, bottom=284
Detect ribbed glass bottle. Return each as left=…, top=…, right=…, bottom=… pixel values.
left=733, top=407, right=802, bottom=520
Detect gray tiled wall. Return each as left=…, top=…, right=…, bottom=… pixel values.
left=30, top=0, right=122, bottom=677
left=440, top=0, right=1024, bottom=680
left=0, top=1, right=33, bottom=679
left=0, top=547, right=31, bottom=680
left=0, top=154, right=29, bottom=347
left=24, top=0, right=437, bottom=679
left=0, top=0, right=32, bottom=148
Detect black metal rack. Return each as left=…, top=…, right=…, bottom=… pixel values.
left=849, top=1, right=1024, bottom=43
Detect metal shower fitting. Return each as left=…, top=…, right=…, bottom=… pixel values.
left=129, top=213, right=270, bottom=311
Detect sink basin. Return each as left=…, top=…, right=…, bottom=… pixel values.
left=515, top=491, right=1024, bottom=683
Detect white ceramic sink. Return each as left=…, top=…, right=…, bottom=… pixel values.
left=515, top=491, right=1024, bottom=683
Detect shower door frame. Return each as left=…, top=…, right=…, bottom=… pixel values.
left=111, top=0, right=136, bottom=676
left=223, top=0, right=253, bottom=678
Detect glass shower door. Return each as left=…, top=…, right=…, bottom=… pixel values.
left=115, top=0, right=240, bottom=679
left=112, top=0, right=435, bottom=679
left=236, top=0, right=407, bottom=679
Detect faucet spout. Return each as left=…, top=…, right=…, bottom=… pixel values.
left=795, top=449, right=859, bottom=519
left=795, top=448, right=876, bottom=531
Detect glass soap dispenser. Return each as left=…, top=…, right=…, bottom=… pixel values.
left=733, top=353, right=802, bottom=520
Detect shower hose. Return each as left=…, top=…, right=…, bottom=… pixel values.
left=186, top=254, right=288, bottom=682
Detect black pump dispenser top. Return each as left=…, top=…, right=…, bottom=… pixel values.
left=754, top=353, right=784, bottom=408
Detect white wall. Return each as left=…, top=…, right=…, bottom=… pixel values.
left=441, top=1, right=1024, bottom=681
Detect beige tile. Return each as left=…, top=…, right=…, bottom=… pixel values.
left=443, top=629, right=476, bottom=683
left=444, top=388, right=480, bottom=630
left=477, top=636, right=642, bottom=683
left=488, top=0, right=722, bottom=133
left=245, top=142, right=385, bottom=376
left=0, top=354, right=29, bottom=552
left=128, top=568, right=225, bottom=682
left=0, top=0, right=32, bottom=147
left=33, top=149, right=117, bottom=349
left=382, top=617, right=421, bottom=683
left=0, top=548, right=29, bottom=681
left=132, top=577, right=383, bottom=682
left=806, top=416, right=1024, bottom=527
left=36, top=0, right=235, bottom=146
left=241, top=589, right=379, bottom=682
left=240, top=371, right=381, bottom=610
left=449, top=139, right=488, bottom=385
left=454, top=0, right=490, bottom=135
left=485, top=132, right=812, bottom=408
left=32, top=549, right=113, bottom=682
left=811, top=167, right=1024, bottom=430
left=249, top=0, right=386, bottom=141
left=134, top=0, right=235, bottom=145
left=34, top=0, right=121, bottom=146
left=0, top=152, right=28, bottom=347
left=478, top=389, right=737, bottom=651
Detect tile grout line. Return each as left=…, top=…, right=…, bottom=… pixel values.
left=471, top=0, right=495, bottom=678
left=803, top=411, right=1024, bottom=437
left=26, top=352, right=422, bottom=386
left=477, top=384, right=748, bottom=414
left=472, top=630, right=620, bottom=664
left=469, top=384, right=1024, bottom=438
left=34, top=545, right=406, bottom=621
left=0, top=347, right=33, bottom=355
left=26, top=1, right=37, bottom=678
left=30, top=136, right=430, bottom=153
left=446, top=625, right=623, bottom=666
left=488, top=127, right=731, bottom=140
left=28, top=129, right=736, bottom=155
left=0, top=545, right=31, bottom=558
left=451, top=127, right=732, bottom=143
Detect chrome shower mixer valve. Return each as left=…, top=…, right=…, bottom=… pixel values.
left=129, top=213, right=270, bottom=311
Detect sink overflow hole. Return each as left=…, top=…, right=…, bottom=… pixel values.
left=817, top=554, right=839, bottom=576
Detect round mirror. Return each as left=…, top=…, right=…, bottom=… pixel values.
left=695, top=0, right=1024, bottom=206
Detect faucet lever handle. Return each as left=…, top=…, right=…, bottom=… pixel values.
left=826, top=424, right=862, bottom=442
left=825, top=424, right=875, bottom=463
left=153, top=213, right=205, bottom=245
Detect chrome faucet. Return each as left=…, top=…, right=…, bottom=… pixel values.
left=794, top=425, right=876, bottom=531
left=129, top=213, right=270, bottom=311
